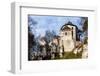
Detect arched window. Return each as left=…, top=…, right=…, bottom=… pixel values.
left=65, top=32, right=67, bottom=35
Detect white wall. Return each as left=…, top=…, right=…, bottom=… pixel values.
left=0, top=0, right=100, bottom=76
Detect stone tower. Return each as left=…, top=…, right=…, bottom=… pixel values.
left=59, top=22, right=76, bottom=52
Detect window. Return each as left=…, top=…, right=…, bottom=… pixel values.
left=65, top=32, right=67, bottom=35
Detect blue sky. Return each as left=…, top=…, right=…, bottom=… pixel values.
left=28, top=15, right=87, bottom=37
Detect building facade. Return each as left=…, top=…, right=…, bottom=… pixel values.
left=59, top=22, right=76, bottom=52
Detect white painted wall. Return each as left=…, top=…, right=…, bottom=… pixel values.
left=60, top=25, right=75, bottom=52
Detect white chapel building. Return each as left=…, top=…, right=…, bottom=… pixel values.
left=59, top=22, right=77, bottom=52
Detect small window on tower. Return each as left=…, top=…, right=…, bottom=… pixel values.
left=65, top=32, right=67, bottom=35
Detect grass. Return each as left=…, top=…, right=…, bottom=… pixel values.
left=54, top=52, right=82, bottom=60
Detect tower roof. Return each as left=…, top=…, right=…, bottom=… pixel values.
left=61, top=26, right=72, bottom=31
left=60, top=21, right=78, bottom=31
